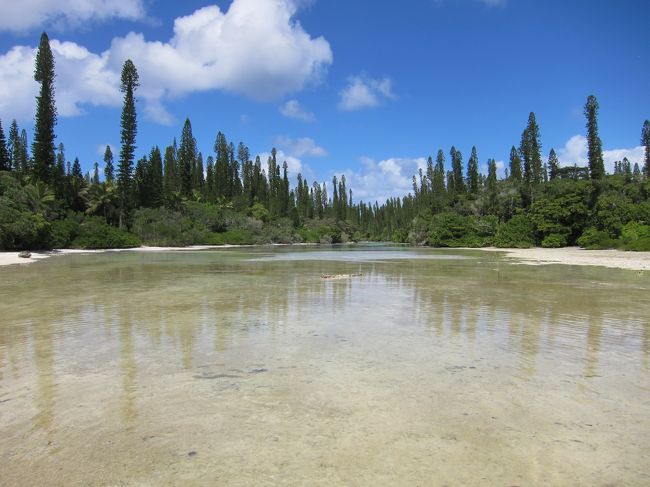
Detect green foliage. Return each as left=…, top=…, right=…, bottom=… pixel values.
left=541, top=233, right=567, bottom=248
left=71, top=217, right=140, bottom=249
left=427, top=213, right=495, bottom=247
left=530, top=179, right=592, bottom=244
left=576, top=227, right=616, bottom=250
left=0, top=207, right=52, bottom=250
left=591, top=190, right=635, bottom=237
left=619, top=221, right=650, bottom=251
left=494, top=214, right=536, bottom=248
left=32, top=32, right=57, bottom=184
left=50, top=216, right=81, bottom=248
left=207, top=229, right=255, bottom=246
left=248, top=202, right=270, bottom=222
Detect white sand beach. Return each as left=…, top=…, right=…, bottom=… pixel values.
left=480, top=246, right=650, bottom=271
left=2, top=245, right=650, bottom=271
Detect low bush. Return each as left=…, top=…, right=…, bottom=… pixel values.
left=576, top=227, right=616, bottom=249
left=494, top=214, right=536, bottom=248
left=71, top=217, right=140, bottom=249
left=541, top=233, right=567, bottom=248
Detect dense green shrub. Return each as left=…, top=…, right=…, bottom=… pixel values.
left=71, top=217, right=140, bottom=249
left=50, top=217, right=81, bottom=248
left=494, top=214, right=536, bottom=248
left=427, top=213, right=494, bottom=247
left=541, top=233, right=567, bottom=248
left=576, top=227, right=616, bottom=249
left=619, top=221, right=650, bottom=251
left=207, top=229, right=255, bottom=245
left=0, top=208, right=52, bottom=250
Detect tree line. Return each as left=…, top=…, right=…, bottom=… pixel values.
left=1, top=32, right=649, bottom=250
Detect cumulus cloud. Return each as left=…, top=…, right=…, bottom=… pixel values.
left=0, top=40, right=121, bottom=122
left=0, top=0, right=333, bottom=123
left=338, top=75, right=395, bottom=111
left=556, top=134, right=645, bottom=173
left=279, top=99, right=315, bottom=122
left=1, top=0, right=146, bottom=32
left=340, top=156, right=427, bottom=203
left=276, top=136, right=327, bottom=158
left=257, top=149, right=303, bottom=179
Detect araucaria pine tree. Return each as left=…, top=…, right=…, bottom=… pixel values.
left=584, top=95, right=605, bottom=180
left=32, top=32, right=57, bottom=184
left=103, top=145, right=114, bottom=183
left=117, top=59, right=139, bottom=228
left=509, top=146, right=522, bottom=182
left=641, top=120, right=650, bottom=178
left=0, top=119, right=9, bottom=171
left=548, top=148, right=560, bottom=180
left=467, top=146, right=479, bottom=195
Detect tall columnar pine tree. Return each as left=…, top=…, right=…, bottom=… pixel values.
left=548, top=148, right=560, bottom=180
left=0, top=120, right=9, bottom=171
left=214, top=132, right=229, bottom=199
left=92, top=162, right=100, bottom=185
left=8, top=120, right=20, bottom=171
left=584, top=95, right=605, bottom=180
left=150, top=146, right=163, bottom=207
left=509, top=146, right=522, bottom=182
left=467, top=146, right=479, bottom=195
left=178, top=118, right=197, bottom=198
left=163, top=142, right=177, bottom=197
left=485, top=158, right=498, bottom=214
left=450, top=146, right=464, bottom=195
left=33, top=32, right=57, bottom=184
left=19, top=129, right=29, bottom=173
left=117, top=59, right=139, bottom=228
left=641, top=120, right=650, bottom=177
left=103, top=145, right=114, bottom=183
left=519, top=112, right=543, bottom=206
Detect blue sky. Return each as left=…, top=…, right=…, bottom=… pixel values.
left=0, top=0, right=648, bottom=202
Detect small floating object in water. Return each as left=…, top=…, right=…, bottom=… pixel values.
left=320, top=273, right=362, bottom=280
left=18, top=251, right=31, bottom=258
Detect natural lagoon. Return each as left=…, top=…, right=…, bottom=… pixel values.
left=1, top=246, right=649, bottom=486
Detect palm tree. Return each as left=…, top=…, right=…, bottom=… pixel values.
left=86, top=182, right=117, bottom=224
left=23, top=181, right=55, bottom=215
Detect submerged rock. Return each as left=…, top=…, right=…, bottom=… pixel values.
left=321, top=273, right=362, bottom=280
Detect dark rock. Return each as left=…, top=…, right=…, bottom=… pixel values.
left=18, top=251, right=31, bottom=258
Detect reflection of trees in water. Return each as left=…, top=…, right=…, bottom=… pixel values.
left=2, top=254, right=650, bottom=431
left=402, top=263, right=648, bottom=376
left=31, top=319, right=56, bottom=438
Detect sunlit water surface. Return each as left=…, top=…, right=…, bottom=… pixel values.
left=1, top=246, right=649, bottom=486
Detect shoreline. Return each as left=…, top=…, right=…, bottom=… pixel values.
left=476, top=246, right=650, bottom=271
left=2, top=245, right=650, bottom=271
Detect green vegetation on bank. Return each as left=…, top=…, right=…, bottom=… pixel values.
left=1, top=32, right=649, bottom=251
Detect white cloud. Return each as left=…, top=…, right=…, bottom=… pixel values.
left=0, top=40, right=121, bottom=122
left=0, top=0, right=333, bottom=123
left=338, top=75, right=395, bottom=111
left=257, top=150, right=303, bottom=179
left=96, top=144, right=116, bottom=157
left=1, top=0, right=146, bottom=32
left=276, top=136, right=327, bottom=158
left=339, top=156, right=427, bottom=203
left=279, top=99, right=315, bottom=122
left=556, top=134, right=644, bottom=174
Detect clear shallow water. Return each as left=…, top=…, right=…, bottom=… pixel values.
left=0, top=246, right=649, bottom=486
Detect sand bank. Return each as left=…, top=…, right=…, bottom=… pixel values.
left=3, top=245, right=650, bottom=271
left=479, top=246, right=650, bottom=271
